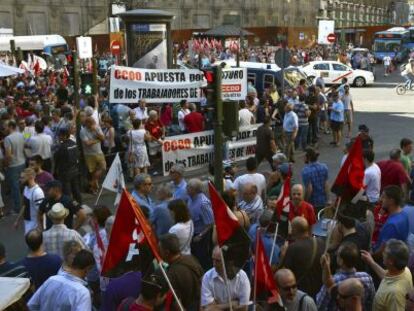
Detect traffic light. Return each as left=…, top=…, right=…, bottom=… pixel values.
left=203, top=68, right=218, bottom=108
left=80, top=73, right=93, bottom=95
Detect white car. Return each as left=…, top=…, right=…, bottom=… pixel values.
left=301, top=61, right=375, bottom=87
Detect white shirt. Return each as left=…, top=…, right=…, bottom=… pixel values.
left=169, top=220, right=193, bottom=255
left=201, top=268, right=251, bottom=306
left=178, top=108, right=190, bottom=131
left=239, top=108, right=254, bottom=127
left=23, top=184, right=44, bottom=234
left=133, top=107, right=149, bottom=122
left=364, top=163, right=381, bottom=203
left=233, top=173, right=266, bottom=199
left=383, top=56, right=391, bottom=66
left=27, top=133, right=53, bottom=159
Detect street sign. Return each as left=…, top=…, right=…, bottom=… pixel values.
left=76, top=36, right=92, bottom=59
left=318, top=20, right=335, bottom=45
left=327, top=33, right=336, bottom=43
left=111, top=40, right=121, bottom=55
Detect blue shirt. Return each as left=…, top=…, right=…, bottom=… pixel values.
left=21, top=254, right=62, bottom=289
left=403, top=205, right=414, bottom=234
left=248, top=224, right=280, bottom=266
left=301, top=162, right=329, bottom=207
left=28, top=270, right=91, bottom=311
left=330, top=100, right=344, bottom=122
left=131, top=190, right=154, bottom=213
left=283, top=111, right=299, bottom=133
left=375, top=211, right=409, bottom=251
left=187, top=193, right=214, bottom=234
left=150, top=201, right=174, bottom=237
left=172, top=179, right=189, bottom=202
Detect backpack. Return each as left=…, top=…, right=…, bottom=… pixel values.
left=57, top=140, right=79, bottom=173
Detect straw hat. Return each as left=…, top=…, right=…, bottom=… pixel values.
left=47, top=203, right=69, bottom=220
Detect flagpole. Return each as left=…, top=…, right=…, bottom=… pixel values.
left=95, top=187, right=104, bottom=206
left=269, top=222, right=279, bottom=266
left=324, top=196, right=342, bottom=253
left=253, top=227, right=260, bottom=311
left=219, top=246, right=234, bottom=311
left=158, top=262, right=185, bottom=311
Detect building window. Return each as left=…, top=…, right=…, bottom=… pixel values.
left=193, top=14, right=210, bottom=29
left=61, top=13, right=80, bottom=36
left=26, top=12, right=47, bottom=35
left=0, top=11, right=12, bottom=28
left=223, top=14, right=241, bottom=26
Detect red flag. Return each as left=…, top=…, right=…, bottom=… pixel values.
left=101, top=191, right=144, bottom=275
left=254, top=230, right=281, bottom=304
left=331, top=136, right=365, bottom=198
left=276, top=175, right=291, bottom=218
left=208, top=182, right=240, bottom=246
left=33, top=60, right=41, bottom=76
left=126, top=190, right=162, bottom=262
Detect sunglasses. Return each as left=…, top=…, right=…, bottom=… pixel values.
left=281, top=284, right=297, bottom=291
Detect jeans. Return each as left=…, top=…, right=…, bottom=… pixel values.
left=5, top=164, right=25, bottom=213
left=308, top=118, right=319, bottom=144
left=295, top=125, right=309, bottom=151
left=59, top=173, right=82, bottom=204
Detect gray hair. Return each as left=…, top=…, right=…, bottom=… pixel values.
left=170, top=164, right=185, bottom=176
left=149, top=110, right=158, bottom=117
left=134, top=173, right=151, bottom=188
left=84, top=106, right=94, bottom=116
left=62, top=240, right=83, bottom=266
left=272, top=152, right=287, bottom=163
left=384, top=239, right=409, bottom=270
left=187, top=178, right=203, bottom=193
left=157, top=183, right=174, bottom=198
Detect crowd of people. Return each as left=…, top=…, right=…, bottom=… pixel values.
left=1, top=41, right=414, bottom=311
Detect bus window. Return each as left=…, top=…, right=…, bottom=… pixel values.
left=263, top=74, right=274, bottom=90
left=248, top=73, right=256, bottom=86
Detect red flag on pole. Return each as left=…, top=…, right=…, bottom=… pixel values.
left=331, top=136, right=365, bottom=199
left=101, top=190, right=144, bottom=275
left=276, top=174, right=291, bottom=218
left=125, top=190, right=162, bottom=261
left=254, top=230, right=281, bottom=305
left=208, top=182, right=240, bottom=246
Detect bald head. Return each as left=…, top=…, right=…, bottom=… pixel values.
left=241, top=183, right=258, bottom=203
left=338, top=278, right=364, bottom=297
left=291, top=216, right=310, bottom=238
left=274, top=268, right=295, bottom=285
left=291, top=184, right=304, bottom=205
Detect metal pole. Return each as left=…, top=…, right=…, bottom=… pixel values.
left=252, top=227, right=260, bottom=311
left=219, top=247, right=234, bottom=311
left=269, top=222, right=279, bottom=265
left=73, top=52, right=80, bottom=110
left=213, top=66, right=224, bottom=193
left=9, top=40, right=16, bottom=64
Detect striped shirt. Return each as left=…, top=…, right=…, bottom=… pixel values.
left=0, top=261, right=29, bottom=278
left=293, top=102, right=310, bottom=126
left=238, top=195, right=264, bottom=223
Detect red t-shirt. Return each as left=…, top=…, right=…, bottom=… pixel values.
left=288, top=201, right=317, bottom=226
left=184, top=112, right=204, bottom=133
left=127, top=303, right=151, bottom=311
left=145, top=119, right=164, bottom=140
left=377, top=160, right=410, bottom=191
left=160, top=105, right=173, bottom=126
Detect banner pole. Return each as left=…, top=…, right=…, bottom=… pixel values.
left=324, top=196, right=342, bottom=253
left=158, top=261, right=185, bottom=311
left=269, top=222, right=279, bottom=266
left=219, top=247, right=234, bottom=311
left=95, top=187, right=104, bottom=206
left=253, top=228, right=260, bottom=311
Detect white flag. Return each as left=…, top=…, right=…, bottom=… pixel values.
left=102, top=153, right=125, bottom=193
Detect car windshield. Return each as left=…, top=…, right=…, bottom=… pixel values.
left=374, top=39, right=401, bottom=52
left=284, top=69, right=309, bottom=87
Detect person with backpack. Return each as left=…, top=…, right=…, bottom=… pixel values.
left=53, top=127, right=82, bottom=204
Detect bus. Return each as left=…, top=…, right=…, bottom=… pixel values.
left=0, top=34, right=69, bottom=68
left=373, top=27, right=410, bottom=61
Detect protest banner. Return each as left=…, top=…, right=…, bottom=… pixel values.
left=109, top=65, right=205, bottom=104
left=109, top=65, right=247, bottom=104
left=221, top=68, right=247, bottom=101
left=162, top=124, right=259, bottom=176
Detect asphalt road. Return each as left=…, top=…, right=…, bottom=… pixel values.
left=1, top=64, right=413, bottom=261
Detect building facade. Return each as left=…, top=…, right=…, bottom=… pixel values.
left=0, top=0, right=109, bottom=36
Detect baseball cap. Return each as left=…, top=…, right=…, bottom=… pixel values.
left=358, top=124, right=369, bottom=132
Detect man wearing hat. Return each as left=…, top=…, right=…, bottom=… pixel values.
left=38, top=180, right=85, bottom=231
left=42, top=203, right=86, bottom=258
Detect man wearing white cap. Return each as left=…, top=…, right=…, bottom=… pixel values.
left=42, top=203, right=86, bottom=258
